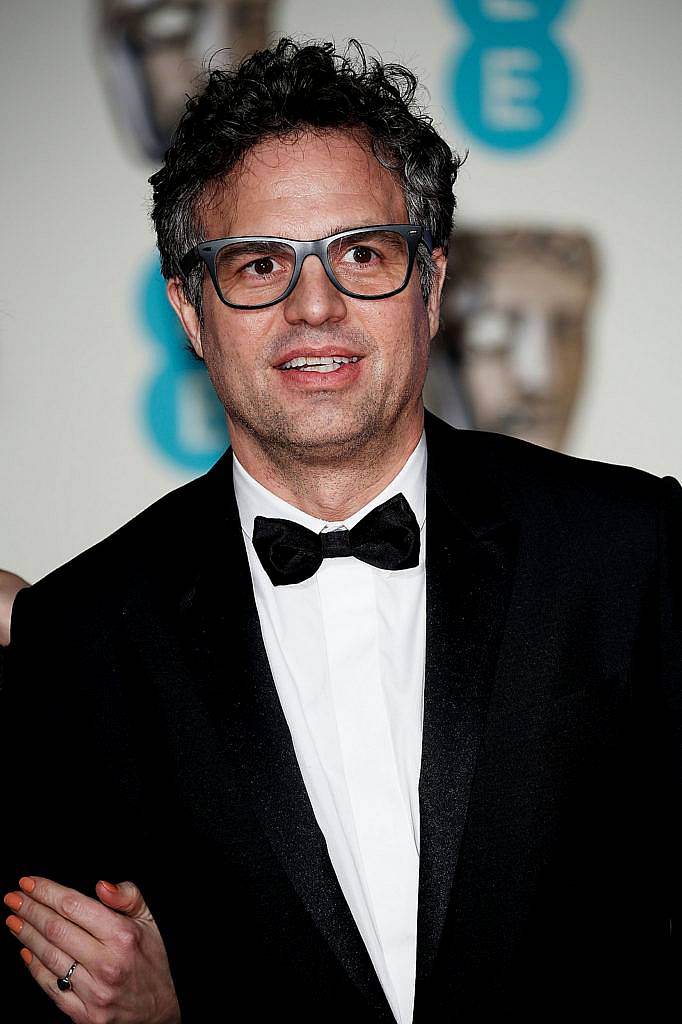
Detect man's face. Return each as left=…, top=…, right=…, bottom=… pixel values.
left=169, top=131, right=444, bottom=464
left=452, top=257, right=591, bottom=449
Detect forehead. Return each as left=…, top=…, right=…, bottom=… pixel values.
left=202, top=130, right=408, bottom=238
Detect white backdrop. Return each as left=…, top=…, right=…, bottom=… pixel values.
left=1, top=0, right=681, bottom=582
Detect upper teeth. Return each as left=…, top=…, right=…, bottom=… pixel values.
left=281, top=355, right=359, bottom=369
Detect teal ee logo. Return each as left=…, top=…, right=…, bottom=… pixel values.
left=139, top=258, right=228, bottom=473
left=448, top=0, right=575, bottom=151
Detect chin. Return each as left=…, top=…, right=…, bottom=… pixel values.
left=265, top=408, right=388, bottom=461
left=277, top=424, right=374, bottom=458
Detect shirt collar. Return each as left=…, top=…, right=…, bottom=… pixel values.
left=233, top=432, right=427, bottom=541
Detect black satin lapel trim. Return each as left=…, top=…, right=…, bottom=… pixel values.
left=416, top=483, right=519, bottom=985
left=177, top=462, right=392, bottom=1017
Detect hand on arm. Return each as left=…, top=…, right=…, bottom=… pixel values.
left=4, top=876, right=180, bottom=1024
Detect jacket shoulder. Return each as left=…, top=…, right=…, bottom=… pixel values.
left=425, top=414, right=681, bottom=580
left=12, top=451, right=235, bottom=633
left=426, top=413, right=677, bottom=513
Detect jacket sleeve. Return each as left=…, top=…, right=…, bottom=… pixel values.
left=657, top=476, right=682, bottom=953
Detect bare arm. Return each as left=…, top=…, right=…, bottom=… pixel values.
left=0, top=571, right=29, bottom=646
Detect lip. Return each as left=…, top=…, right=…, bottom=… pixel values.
left=273, top=346, right=364, bottom=369
left=274, top=356, right=364, bottom=390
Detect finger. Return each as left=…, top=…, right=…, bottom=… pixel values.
left=96, top=879, right=154, bottom=923
left=18, top=876, right=122, bottom=942
left=20, top=946, right=89, bottom=1022
left=5, top=891, right=101, bottom=969
left=6, top=913, right=96, bottom=1001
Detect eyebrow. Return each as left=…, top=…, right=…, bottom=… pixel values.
left=325, top=222, right=374, bottom=236
left=251, top=223, right=389, bottom=241
left=210, top=223, right=394, bottom=244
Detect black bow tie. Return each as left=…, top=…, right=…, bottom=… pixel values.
left=252, top=492, right=420, bottom=586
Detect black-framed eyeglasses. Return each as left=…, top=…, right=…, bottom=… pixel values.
left=179, top=224, right=433, bottom=309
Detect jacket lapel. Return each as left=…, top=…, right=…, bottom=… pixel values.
left=176, top=451, right=393, bottom=1018
left=416, top=415, right=519, bottom=987
left=173, top=416, right=518, bottom=1016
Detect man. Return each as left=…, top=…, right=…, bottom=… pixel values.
left=2, top=39, right=680, bottom=1023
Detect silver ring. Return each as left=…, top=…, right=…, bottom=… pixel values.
left=57, top=961, right=78, bottom=992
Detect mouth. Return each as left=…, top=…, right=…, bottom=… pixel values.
left=277, top=354, right=361, bottom=374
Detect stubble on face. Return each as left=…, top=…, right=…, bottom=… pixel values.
left=193, top=131, right=438, bottom=492
left=203, top=308, right=430, bottom=476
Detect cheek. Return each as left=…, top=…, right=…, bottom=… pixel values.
left=379, top=300, right=431, bottom=372
left=201, top=307, right=273, bottom=377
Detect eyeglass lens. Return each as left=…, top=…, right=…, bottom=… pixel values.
left=214, top=229, right=411, bottom=306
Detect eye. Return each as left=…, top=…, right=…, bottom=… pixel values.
left=243, top=255, right=285, bottom=276
left=342, top=245, right=378, bottom=265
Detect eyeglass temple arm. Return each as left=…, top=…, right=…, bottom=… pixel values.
left=421, top=228, right=434, bottom=252
left=178, top=247, right=200, bottom=280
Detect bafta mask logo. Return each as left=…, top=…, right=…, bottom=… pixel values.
left=98, top=0, right=275, bottom=161
left=426, top=228, right=598, bottom=451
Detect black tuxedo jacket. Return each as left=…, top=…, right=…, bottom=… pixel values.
left=2, top=413, right=680, bottom=1021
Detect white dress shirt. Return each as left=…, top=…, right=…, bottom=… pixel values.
left=233, top=435, right=427, bottom=1024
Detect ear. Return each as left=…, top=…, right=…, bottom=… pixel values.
left=167, top=278, right=204, bottom=359
left=426, top=247, right=448, bottom=340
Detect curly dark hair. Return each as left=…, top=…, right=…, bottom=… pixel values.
left=149, top=38, right=462, bottom=316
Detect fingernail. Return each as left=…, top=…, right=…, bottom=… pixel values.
left=20, top=948, right=32, bottom=966
left=4, top=893, right=22, bottom=912
left=6, top=915, right=23, bottom=935
left=98, top=880, right=118, bottom=894
left=18, top=877, right=35, bottom=894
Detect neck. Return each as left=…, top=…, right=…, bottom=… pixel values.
left=230, top=407, right=424, bottom=521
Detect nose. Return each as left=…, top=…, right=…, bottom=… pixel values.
left=511, top=311, right=553, bottom=394
left=282, top=254, right=348, bottom=326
